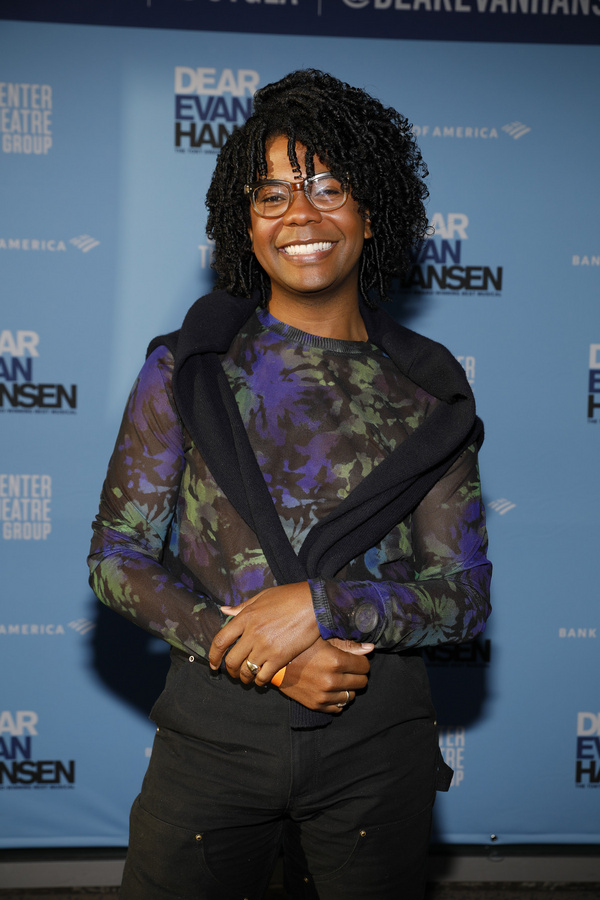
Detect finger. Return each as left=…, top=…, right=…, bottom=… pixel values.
left=221, top=588, right=269, bottom=615
left=222, top=636, right=283, bottom=684
left=220, top=600, right=250, bottom=616
left=329, top=694, right=354, bottom=714
left=222, top=636, right=258, bottom=679
left=331, top=688, right=355, bottom=713
left=238, top=657, right=263, bottom=684
left=343, top=654, right=371, bottom=675
left=346, top=643, right=374, bottom=655
left=223, top=638, right=293, bottom=685
left=232, top=655, right=280, bottom=687
left=253, top=659, right=284, bottom=687
left=327, top=638, right=374, bottom=655
left=324, top=644, right=371, bottom=674
left=208, top=617, right=246, bottom=670
left=335, top=671, right=369, bottom=692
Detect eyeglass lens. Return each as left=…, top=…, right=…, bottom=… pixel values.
left=252, top=175, right=346, bottom=218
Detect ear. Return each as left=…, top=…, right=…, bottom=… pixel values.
left=363, top=216, right=372, bottom=240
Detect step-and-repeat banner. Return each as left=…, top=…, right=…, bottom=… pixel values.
left=1, top=7, right=599, bottom=849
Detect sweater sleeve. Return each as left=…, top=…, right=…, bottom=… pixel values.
left=88, top=347, right=226, bottom=659
left=308, top=442, right=491, bottom=649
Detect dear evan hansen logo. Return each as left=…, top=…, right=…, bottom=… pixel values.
left=0, top=710, right=75, bottom=789
left=0, top=330, right=77, bottom=413
left=576, top=712, right=600, bottom=787
left=174, top=67, right=259, bottom=153
left=424, top=636, right=491, bottom=666
left=401, top=213, right=502, bottom=296
left=588, top=344, right=600, bottom=422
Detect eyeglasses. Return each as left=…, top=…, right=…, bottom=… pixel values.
left=244, top=172, right=348, bottom=219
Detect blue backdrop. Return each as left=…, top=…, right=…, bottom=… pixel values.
left=1, top=9, right=599, bottom=849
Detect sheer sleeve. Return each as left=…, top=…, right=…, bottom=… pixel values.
left=309, top=443, right=492, bottom=649
left=88, top=347, right=225, bottom=659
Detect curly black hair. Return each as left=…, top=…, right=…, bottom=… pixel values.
left=206, top=69, right=429, bottom=308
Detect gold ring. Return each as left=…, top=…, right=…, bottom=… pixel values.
left=246, top=659, right=260, bottom=676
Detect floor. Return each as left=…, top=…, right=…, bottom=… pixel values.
left=2, top=846, right=598, bottom=899
left=1, top=885, right=600, bottom=899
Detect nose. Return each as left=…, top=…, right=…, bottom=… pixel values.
left=282, top=189, right=322, bottom=226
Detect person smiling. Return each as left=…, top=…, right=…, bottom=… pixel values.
left=245, top=139, right=372, bottom=341
left=89, top=70, right=492, bottom=899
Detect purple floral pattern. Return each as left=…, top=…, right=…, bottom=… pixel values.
left=89, top=310, right=491, bottom=659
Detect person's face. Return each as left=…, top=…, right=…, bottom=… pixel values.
left=248, top=135, right=371, bottom=310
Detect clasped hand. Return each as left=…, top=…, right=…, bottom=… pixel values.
left=208, top=582, right=373, bottom=713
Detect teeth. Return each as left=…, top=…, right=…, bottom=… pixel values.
left=282, top=242, right=333, bottom=256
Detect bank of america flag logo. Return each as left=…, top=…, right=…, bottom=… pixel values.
left=68, top=618, right=96, bottom=635
left=70, top=234, right=100, bottom=253
left=488, top=498, right=516, bottom=515
left=502, top=122, right=531, bottom=140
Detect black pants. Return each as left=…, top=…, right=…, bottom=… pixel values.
left=120, top=709, right=438, bottom=900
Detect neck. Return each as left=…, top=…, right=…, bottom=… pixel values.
left=267, top=294, right=368, bottom=342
